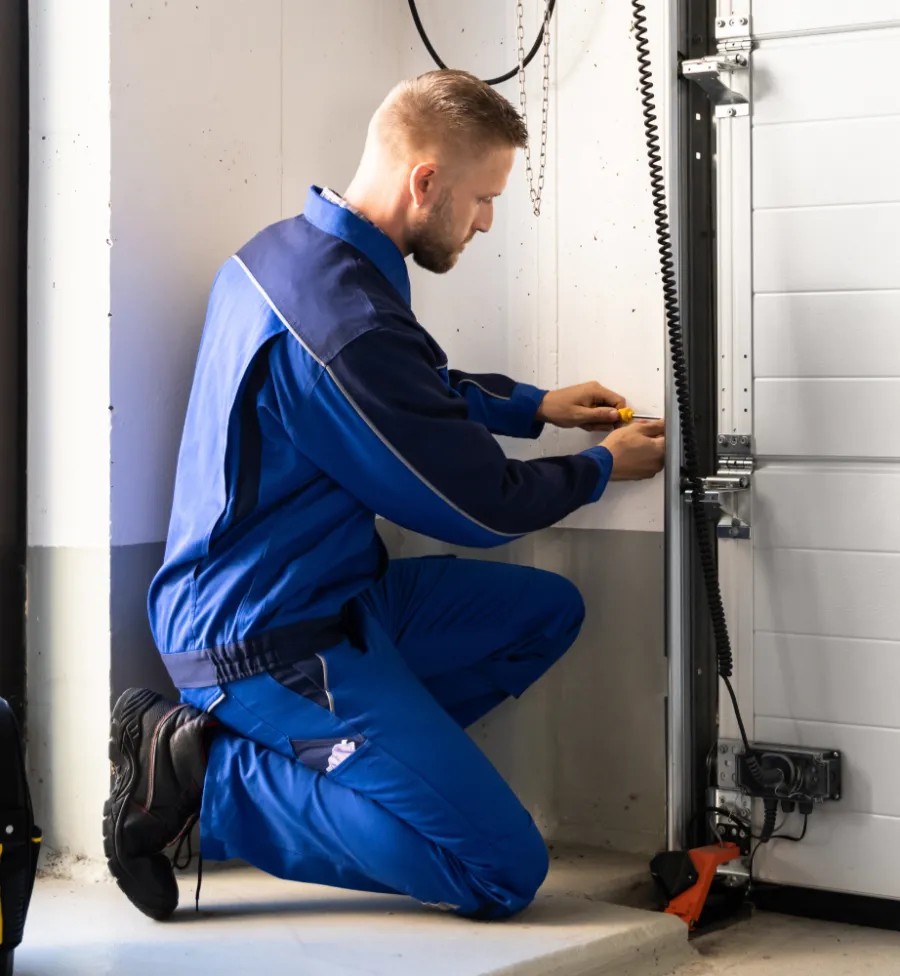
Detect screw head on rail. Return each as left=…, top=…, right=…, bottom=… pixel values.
left=739, top=16, right=748, bottom=25
left=716, top=18, right=726, bottom=27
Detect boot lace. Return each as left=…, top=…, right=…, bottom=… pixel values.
left=170, top=812, right=203, bottom=911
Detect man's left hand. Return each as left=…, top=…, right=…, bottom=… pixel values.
left=537, top=382, right=626, bottom=431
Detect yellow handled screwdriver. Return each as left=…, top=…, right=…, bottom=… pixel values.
left=617, top=408, right=660, bottom=424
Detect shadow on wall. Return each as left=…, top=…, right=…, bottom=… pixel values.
left=110, top=543, right=176, bottom=703
left=105, top=524, right=666, bottom=856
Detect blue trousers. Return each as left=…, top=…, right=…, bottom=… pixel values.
left=197, top=556, right=585, bottom=918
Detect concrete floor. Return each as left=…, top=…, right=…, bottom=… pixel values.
left=17, top=848, right=692, bottom=976
left=17, top=850, right=900, bottom=976
left=675, top=913, right=900, bottom=976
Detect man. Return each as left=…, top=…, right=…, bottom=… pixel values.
left=104, top=70, right=665, bottom=922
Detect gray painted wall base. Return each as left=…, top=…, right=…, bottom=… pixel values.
left=27, top=528, right=665, bottom=864
left=26, top=546, right=113, bottom=860
left=379, top=524, right=667, bottom=855
left=110, top=542, right=174, bottom=700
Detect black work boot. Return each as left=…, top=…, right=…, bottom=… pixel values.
left=103, top=688, right=211, bottom=921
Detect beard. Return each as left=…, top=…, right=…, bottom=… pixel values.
left=407, top=191, right=472, bottom=274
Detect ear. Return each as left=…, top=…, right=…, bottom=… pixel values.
left=409, top=162, right=437, bottom=209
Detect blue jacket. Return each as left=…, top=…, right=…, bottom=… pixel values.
left=149, top=187, right=613, bottom=699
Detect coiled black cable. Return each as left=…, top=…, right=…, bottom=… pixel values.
left=408, top=0, right=558, bottom=87
left=758, top=799, right=778, bottom=844
left=631, top=1, right=774, bottom=788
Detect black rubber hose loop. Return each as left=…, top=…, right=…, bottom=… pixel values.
left=408, top=0, right=558, bottom=87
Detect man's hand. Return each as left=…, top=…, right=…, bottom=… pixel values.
left=537, top=382, right=626, bottom=431
left=604, top=420, right=666, bottom=481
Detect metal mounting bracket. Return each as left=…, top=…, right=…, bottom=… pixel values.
left=683, top=434, right=754, bottom=507
left=715, top=14, right=751, bottom=41
left=683, top=474, right=750, bottom=507
left=717, top=433, right=752, bottom=456
left=681, top=54, right=750, bottom=118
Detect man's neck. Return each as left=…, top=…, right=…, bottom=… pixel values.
left=342, top=182, right=410, bottom=258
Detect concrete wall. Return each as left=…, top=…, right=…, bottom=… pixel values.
left=107, top=0, right=403, bottom=697
left=27, top=0, right=113, bottom=862
left=28, top=0, right=668, bottom=860
left=393, top=0, right=668, bottom=853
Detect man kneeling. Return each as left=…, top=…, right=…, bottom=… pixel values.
left=103, top=70, right=665, bottom=922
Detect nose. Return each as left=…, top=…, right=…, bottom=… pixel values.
left=474, top=201, right=494, bottom=234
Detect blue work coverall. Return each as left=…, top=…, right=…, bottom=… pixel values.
left=148, top=187, right=614, bottom=918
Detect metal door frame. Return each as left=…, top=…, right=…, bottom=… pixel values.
left=666, top=0, right=719, bottom=851
left=0, top=0, right=28, bottom=725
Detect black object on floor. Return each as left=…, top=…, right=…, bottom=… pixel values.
left=752, top=883, right=900, bottom=933
left=0, top=696, right=41, bottom=974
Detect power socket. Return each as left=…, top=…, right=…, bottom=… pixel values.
left=717, top=739, right=842, bottom=812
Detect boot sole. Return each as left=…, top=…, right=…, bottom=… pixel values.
left=103, top=689, right=179, bottom=921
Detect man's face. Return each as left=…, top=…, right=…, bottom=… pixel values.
left=406, top=145, right=516, bottom=274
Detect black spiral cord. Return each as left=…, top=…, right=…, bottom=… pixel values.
left=408, top=0, right=558, bottom=87
left=630, top=1, right=780, bottom=796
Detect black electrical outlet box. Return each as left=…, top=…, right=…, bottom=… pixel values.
left=736, top=745, right=842, bottom=804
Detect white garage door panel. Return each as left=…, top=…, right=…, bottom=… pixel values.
left=755, top=379, right=900, bottom=458
left=755, top=205, right=900, bottom=294
left=752, top=810, right=900, bottom=900
left=753, top=466, right=900, bottom=551
left=722, top=2, right=900, bottom=897
left=755, top=293, right=900, bottom=378
left=756, top=634, right=900, bottom=729
left=757, top=717, right=900, bottom=817
left=753, top=118, right=900, bottom=209
left=753, top=32, right=900, bottom=126
left=753, top=1, right=900, bottom=36
left=755, top=549, right=900, bottom=641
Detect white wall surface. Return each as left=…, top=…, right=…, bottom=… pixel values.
left=109, top=1, right=402, bottom=547
left=109, top=0, right=283, bottom=547
left=108, top=0, right=667, bottom=547
left=28, top=0, right=112, bottom=549
left=397, top=1, right=667, bottom=533
left=28, top=0, right=670, bottom=860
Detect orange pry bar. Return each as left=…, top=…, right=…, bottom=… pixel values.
left=664, top=843, right=743, bottom=929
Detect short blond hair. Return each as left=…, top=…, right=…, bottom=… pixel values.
left=379, top=70, right=528, bottom=157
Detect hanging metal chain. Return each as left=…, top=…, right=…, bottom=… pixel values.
left=517, top=0, right=553, bottom=217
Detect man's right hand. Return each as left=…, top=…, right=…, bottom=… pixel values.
left=603, top=420, right=666, bottom=481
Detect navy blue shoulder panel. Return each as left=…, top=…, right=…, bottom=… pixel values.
left=238, top=216, right=385, bottom=365
left=237, top=215, right=449, bottom=370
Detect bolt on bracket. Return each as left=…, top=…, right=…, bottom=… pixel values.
left=715, top=14, right=751, bottom=41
